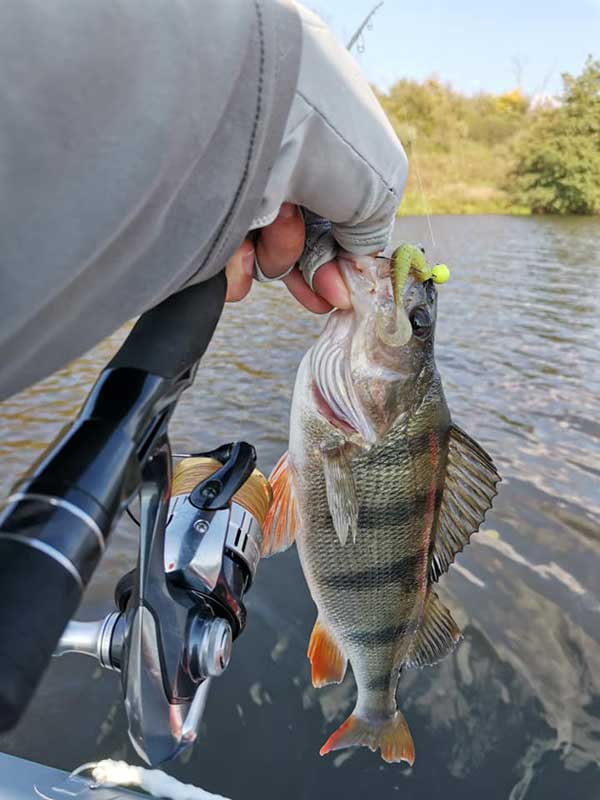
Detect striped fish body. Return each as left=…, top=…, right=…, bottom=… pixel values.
left=263, top=252, right=500, bottom=764
left=295, top=367, right=450, bottom=718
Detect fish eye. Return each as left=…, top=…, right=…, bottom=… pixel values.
left=409, top=306, right=432, bottom=339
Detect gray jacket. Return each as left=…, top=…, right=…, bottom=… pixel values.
left=0, top=0, right=407, bottom=400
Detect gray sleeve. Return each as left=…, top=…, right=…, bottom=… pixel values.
left=0, top=0, right=301, bottom=400
left=252, top=4, right=408, bottom=257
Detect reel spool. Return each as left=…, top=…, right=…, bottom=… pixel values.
left=171, top=457, right=272, bottom=529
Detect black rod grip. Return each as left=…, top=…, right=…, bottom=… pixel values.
left=108, top=272, right=226, bottom=379
left=0, top=539, right=81, bottom=731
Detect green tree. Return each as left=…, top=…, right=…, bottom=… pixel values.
left=510, top=57, right=600, bottom=214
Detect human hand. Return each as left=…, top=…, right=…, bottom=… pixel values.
left=225, top=203, right=352, bottom=313
left=225, top=3, right=407, bottom=313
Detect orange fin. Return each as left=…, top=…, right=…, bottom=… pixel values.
left=320, top=710, right=415, bottom=765
left=307, top=618, right=347, bottom=688
left=261, top=451, right=299, bottom=557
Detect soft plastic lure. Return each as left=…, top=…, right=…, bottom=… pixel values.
left=391, top=244, right=450, bottom=304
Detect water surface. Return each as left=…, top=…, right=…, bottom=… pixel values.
left=0, top=216, right=599, bottom=799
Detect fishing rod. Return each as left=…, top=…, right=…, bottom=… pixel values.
left=347, top=3, right=438, bottom=253
left=0, top=274, right=271, bottom=766
left=347, top=2, right=384, bottom=52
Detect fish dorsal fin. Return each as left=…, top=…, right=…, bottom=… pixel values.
left=404, top=590, right=461, bottom=669
left=261, top=451, right=299, bottom=557
left=322, top=446, right=358, bottom=546
left=429, top=424, right=500, bottom=582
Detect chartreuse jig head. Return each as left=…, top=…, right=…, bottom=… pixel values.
left=391, top=243, right=450, bottom=303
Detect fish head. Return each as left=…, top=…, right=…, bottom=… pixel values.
left=308, top=253, right=438, bottom=447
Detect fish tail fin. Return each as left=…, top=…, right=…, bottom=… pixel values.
left=319, top=709, right=415, bottom=765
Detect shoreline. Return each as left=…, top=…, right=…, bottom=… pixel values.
left=397, top=207, right=599, bottom=218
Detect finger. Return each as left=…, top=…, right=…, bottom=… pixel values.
left=312, top=260, right=352, bottom=310
left=282, top=267, right=333, bottom=314
left=225, top=239, right=255, bottom=302
left=255, top=203, right=305, bottom=278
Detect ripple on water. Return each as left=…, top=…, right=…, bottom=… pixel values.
left=0, top=216, right=598, bottom=799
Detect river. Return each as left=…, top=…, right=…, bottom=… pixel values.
left=0, top=215, right=599, bottom=799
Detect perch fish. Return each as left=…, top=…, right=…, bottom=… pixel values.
left=263, top=245, right=500, bottom=764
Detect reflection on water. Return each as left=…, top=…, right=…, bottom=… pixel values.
left=0, top=216, right=599, bottom=799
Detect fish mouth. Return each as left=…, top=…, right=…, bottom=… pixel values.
left=338, top=254, right=412, bottom=348
left=337, top=253, right=389, bottom=298
left=308, top=254, right=423, bottom=447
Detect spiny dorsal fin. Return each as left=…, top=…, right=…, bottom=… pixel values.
left=307, top=617, right=348, bottom=688
left=261, top=451, right=299, bottom=557
left=429, top=424, right=500, bottom=582
left=404, top=590, right=461, bottom=669
left=322, top=446, right=358, bottom=546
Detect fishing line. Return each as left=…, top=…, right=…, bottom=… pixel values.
left=346, top=4, right=436, bottom=253
left=410, top=139, right=436, bottom=252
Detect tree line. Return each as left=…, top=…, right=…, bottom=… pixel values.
left=377, top=57, right=600, bottom=215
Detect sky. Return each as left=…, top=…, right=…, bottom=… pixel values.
left=308, top=0, right=600, bottom=97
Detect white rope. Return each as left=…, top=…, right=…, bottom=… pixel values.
left=71, top=760, right=231, bottom=800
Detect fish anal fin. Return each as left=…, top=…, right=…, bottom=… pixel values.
left=307, top=617, right=347, bottom=688
left=320, top=709, right=415, bottom=765
left=430, top=424, right=501, bottom=582
left=261, top=451, right=299, bottom=557
left=322, top=446, right=358, bottom=546
left=405, top=590, right=461, bottom=669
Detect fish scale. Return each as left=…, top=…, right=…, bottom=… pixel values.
left=296, top=385, right=444, bottom=717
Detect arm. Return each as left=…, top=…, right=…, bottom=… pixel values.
left=0, top=1, right=407, bottom=399
left=225, top=4, right=408, bottom=312
left=0, top=0, right=301, bottom=399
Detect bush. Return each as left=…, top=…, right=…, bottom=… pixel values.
left=510, top=57, right=600, bottom=214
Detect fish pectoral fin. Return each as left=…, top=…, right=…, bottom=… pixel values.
left=404, top=590, right=461, bottom=669
left=307, top=617, right=347, bottom=688
left=429, top=424, right=501, bottom=582
left=322, top=446, right=358, bottom=546
left=262, top=451, right=299, bottom=557
left=320, top=709, right=415, bottom=765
